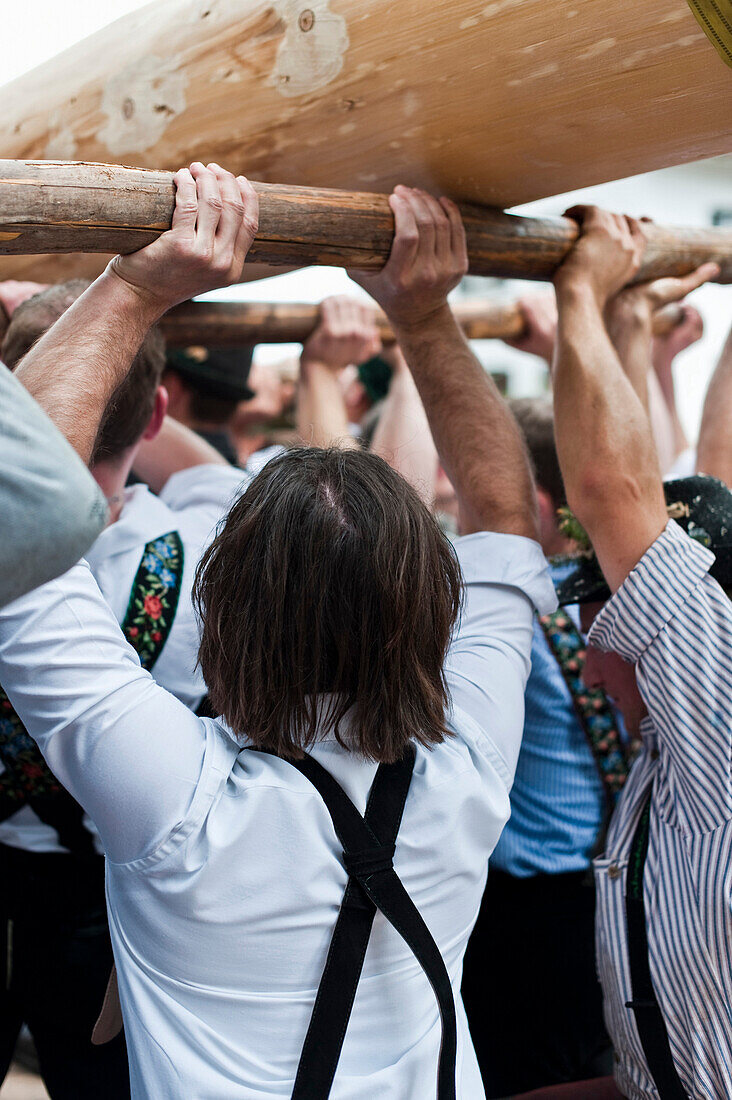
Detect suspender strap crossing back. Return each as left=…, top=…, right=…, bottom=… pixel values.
left=625, top=785, right=688, bottom=1099
left=266, top=746, right=458, bottom=1100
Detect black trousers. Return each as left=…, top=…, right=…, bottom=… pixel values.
left=462, top=867, right=613, bottom=1098
left=0, top=842, right=130, bottom=1100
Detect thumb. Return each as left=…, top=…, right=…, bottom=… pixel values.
left=647, top=262, right=719, bottom=307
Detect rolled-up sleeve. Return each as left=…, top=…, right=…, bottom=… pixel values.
left=445, top=532, right=557, bottom=786
left=0, top=363, right=107, bottom=606
left=590, top=520, right=732, bottom=833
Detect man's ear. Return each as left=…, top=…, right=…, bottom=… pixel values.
left=536, top=486, right=556, bottom=536
left=143, top=386, right=169, bottom=442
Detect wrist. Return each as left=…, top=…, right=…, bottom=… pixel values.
left=554, top=276, right=605, bottom=316
left=388, top=302, right=456, bottom=342
left=103, top=262, right=178, bottom=325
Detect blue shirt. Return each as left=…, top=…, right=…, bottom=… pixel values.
left=491, top=560, right=608, bottom=876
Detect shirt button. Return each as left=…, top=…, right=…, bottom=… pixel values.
left=608, top=864, right=621, bottom=880
left=651, top=749, right=659, bottom=760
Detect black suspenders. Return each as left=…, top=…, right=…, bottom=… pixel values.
left=256, top=747, right=458, bottom=1100
left=624, top=784, right=688, bottom=1099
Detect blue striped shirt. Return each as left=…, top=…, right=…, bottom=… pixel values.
left=590, top=520, right=732, bottom=1100
left=491, top=562, right=606, bottom=875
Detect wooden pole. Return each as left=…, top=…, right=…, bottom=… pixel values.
left=160, top=299, right=685, bottom=348
left=2, top=162, right=731, bottom=283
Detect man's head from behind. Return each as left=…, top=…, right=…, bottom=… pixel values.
left=2, top=279, right=167, bottom=468
left=194, top=447, right=463, bottom=762
left=510, top=397, right=567, bottom=556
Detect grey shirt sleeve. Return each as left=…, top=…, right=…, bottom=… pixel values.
left=0, top=362, right=107, bottom=607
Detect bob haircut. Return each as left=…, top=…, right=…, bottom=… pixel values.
left=194, top=447, right=463, bottom=762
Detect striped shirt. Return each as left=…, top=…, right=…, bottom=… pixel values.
left=590, top=519, right=732, bottom=1100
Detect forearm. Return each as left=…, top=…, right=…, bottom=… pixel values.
left=370, top=369, right=438, bottom=506
left=553, top=283, right=667, bottom=589
left=696, top=325, right=732, bottom=485
left=14, top=268, right=162, bottom=463
left=297, top=360, right=358, bottom=450
left=392, top=306, right=537, bottom=537
left=652, top=349, right=690, bottom=461
left=133, top=416, right=228, bottom=493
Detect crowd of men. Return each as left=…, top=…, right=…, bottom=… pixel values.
left=0, top=162, right=730, bottom=1100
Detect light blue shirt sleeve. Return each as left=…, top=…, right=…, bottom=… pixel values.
left=445, top=532, right=557, bottom=788
left=0, top=363, right=108, bottom=606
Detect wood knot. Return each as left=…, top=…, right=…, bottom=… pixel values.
left=298, top=8, right=315, bottom=32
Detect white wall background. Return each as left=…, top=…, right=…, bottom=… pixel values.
left=3, top=0, right=731, bottom=440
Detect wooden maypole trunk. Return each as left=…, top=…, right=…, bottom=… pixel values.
left=0, top=0, right=729, bottom=283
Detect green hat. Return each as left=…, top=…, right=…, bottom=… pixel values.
left=553, top=475, right=732, bottom=605
left=166, top=345, right=255, bottom=402
left=357, top=355, right=393, bottom=405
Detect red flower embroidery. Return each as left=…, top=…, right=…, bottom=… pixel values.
left=22, top=762, right=44, bottom=778
left=151, top=631, right=162, bottom=643
left=143, top=595, right=163, bottom=620
left=128, top=627, right=139, bottom=638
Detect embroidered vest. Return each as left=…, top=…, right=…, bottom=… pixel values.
left=0, top=531, right=184, bottom=855
left=539, top=607, right=640, bottom=853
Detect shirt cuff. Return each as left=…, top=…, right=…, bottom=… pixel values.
left=160, top=464, right=249, bottom=511
left=588, top=519, right=715, bottom=662
left=454, top=531, right=558, bottom=615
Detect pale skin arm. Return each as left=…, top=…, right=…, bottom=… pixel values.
left=13, top=162, right=259, bottom=464
left=605, top=270, right=715, bottom=475
left=369, top=345, right=438, bottom=507
left=132, top=416, right=228, bottom=494
left=696, top=318, right=732, bottom=485
left=652, top=305, right=703, bottom=461
left=297, top=296, right=381, bottom=450
left=352, top=185, right=538, bottom=540
left=552, top=206, right=670, bottom=592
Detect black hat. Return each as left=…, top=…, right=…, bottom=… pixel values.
left=166, top=345, right=255, bottom=402
left=553, top=475, right=732, bottom=605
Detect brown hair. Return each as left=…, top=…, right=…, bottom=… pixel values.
left=2, top=280, right=165, bottom=464
left=509, top=396, right=567, bottom=509
left=194, top=446, right=463, bottom=762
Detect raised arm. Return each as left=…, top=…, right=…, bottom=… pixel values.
left=133, top=414, right=229, bottom=492
left=13, top=163, right=258, bottom=464
left=552, top=207, right=670, bottom=592
left=604, top=267, right=715, bottom=474
left=352, top=186, right=538, bottom=539
left=369, top=345, right=439, bottom=507
left=297, top=295, right=381, bottom=449
left=696, top=316, right=732, bottom=486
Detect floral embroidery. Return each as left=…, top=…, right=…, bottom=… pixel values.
left=0, top=531, right=184, bottom=834
left=122, top=532, right=184, bottom=670
left=539, top=608, right=640, bottom=806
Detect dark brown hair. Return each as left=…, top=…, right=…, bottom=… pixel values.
left=509, top=396, right=567, bottom=509
left=194, top=446, right=463, bottom=762
left=2, top=280, right=165, bottom=464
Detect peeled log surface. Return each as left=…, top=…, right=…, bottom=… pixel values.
left=0, top=0, right=728, bottom=217
left=160, top=299, right=684, bottom=347
left=2, top=162, right=732, bottom=284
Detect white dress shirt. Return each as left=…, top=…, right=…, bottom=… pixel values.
left=0, top=530, right=555, bottom=1098
left=0, top=462, right=248, bottom=855
left=590, top=521, right=732, bottom=1099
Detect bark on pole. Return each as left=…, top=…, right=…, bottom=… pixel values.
left=2, top=162, right=732, bottom=284
left=159, top=299, right=685, bottom=348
